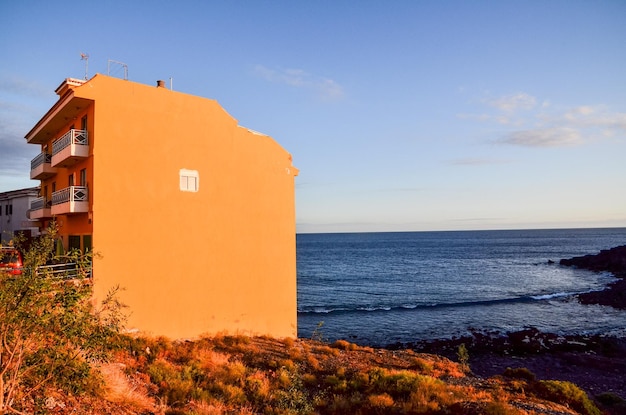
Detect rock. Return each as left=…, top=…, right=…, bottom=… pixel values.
left=560, top=245, right=626, bottom=277
left=560, top=245, right=626, bottom=309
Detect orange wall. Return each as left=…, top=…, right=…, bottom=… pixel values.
left=69, top=75, right=298, bottom=339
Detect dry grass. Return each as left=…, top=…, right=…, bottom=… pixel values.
left=88, top=334, right=592, bottom=414
left=99, top=362, right=157, bottom=412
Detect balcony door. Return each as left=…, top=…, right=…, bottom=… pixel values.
left=68, top=235, right=81, bottom=252
left=80, top=169, right=87, bottom=187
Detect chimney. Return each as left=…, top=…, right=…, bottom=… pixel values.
left=156, top=80, right=166, bottom=88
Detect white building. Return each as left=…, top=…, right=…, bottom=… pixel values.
left=0, top=187, right=41, bottom=244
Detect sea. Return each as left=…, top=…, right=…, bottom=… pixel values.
left=296, top=228, right=626, bottom=347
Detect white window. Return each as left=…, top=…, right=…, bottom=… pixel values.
left=179, top=169, right=199, bottom=192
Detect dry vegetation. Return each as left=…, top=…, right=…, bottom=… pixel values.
left=52, top=333, right=611, bottom=415
left=6, top=229, right=624, bottom=414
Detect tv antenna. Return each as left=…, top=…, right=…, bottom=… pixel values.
left=80, top=53, right=89, bottom=80
left=107, top=59, right=128, bottom=80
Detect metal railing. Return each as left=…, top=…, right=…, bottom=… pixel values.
left=31, top=152, right=52, bottom=170
left=51, top=186, right=88, bottom=206
left=36, top=262, right=90, bottom=280
left=0, top=262, right=91, bottom=280
left=30, top=196, right=48, bottom=210
left=51, top=129, right=88, bottom=155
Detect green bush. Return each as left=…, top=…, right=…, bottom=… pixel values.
left=0, top=223, right=125, bottom=413
left=534, top=380, right=601, bottom=415
left=272, top=369, right=314, bottom=414
left=368, top=368, right=425, bottom=400
left=457, top=343, right=470, bottom=372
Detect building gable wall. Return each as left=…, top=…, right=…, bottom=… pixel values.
left=68, top=75, right=298, bottom=339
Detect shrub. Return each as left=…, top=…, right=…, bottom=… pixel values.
left=314, top=344, right=340, bottom=356
left=213, top=360, right=247, bottom=385
left=369, top=368, right=422, bottom=399
left=245, top=370, right=271, bottom=402
left=282, top=337, right=295, bottom=348
left=211, top=334, right=252, bottom=354
left=214, top=382, right=246, bottom=405
left=311, top=321, right=325, bottom=342
left=331, top=339, right=358, bottom=351
left=403, top=375, right=455, bottom=411
left=409, top=357, right=434, bottom=373
left=348, top=371, right=370, bottom=392
left=0, top=223, right=124, bottom=413
left=502, top=367, right=536, bottom=382
left=324, top=375, right=347, bottom=393
left=306, top=354, right=322, bottom=371
left=368, top=392, right=395, bottom=409
left=457, top=343, right=470, bottom=372
left=279, top=359, right=297, bottom=372
left=288, top=347, right=304, bottom=361
left=147, top=361, right=195, bottom=406
left=272, top=370, right=314, bottom=414
left=534, top=380, right=601, bottom=415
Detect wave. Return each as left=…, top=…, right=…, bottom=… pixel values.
left=530, top=291, right=579, bottom=300
left=298, top=291, right=583, bottom=315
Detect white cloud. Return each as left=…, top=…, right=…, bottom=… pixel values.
left=484, top=93, right=537, bottom=113
left=458, top=92, right=538, bottom=126
left=463, top=92, right=626, bottom=148
left=560, top=106, right=626, bottom=131
left=500, top=127, right=582, bottom=147
left=253, top=65, right=345, bottom=100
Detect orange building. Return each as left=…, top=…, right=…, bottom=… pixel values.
left=25, top=75, right=299, bottom=339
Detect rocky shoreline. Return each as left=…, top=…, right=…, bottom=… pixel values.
left=387, top=245, right=626, bottom=406
left=389, top=328, right=626, bottom=401
left=562, top=245, right=626, bottom=309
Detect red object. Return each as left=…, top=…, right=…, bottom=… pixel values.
left=0, top=248, right=23, bottom=275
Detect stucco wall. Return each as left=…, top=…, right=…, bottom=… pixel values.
left=0, top=188, right=40, bottom=243
left=71, top=75, right=298, bottom=339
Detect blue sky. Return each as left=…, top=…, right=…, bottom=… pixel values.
left=1, top=1, right=625, bottom=233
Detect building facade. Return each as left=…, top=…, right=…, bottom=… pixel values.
left=25, top=75, right=299, bottom=339
left=0, top=187, right=40, bottom=244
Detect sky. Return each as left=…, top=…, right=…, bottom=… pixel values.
left=1, top=1, right=625, bottom=233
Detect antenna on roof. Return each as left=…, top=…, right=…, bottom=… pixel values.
left=107, top=59, right=129, bottom=80
left=80, top=53, right=89, bottom=80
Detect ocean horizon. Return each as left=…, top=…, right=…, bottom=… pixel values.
left=296, top=227, right=626, bottom=346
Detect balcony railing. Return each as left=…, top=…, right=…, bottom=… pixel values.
left=31, top=152, right=52, bottom=170
left=30, top=152, right=56, bottom=180
left=28, top=196, right=52, bottom=219
left=30, top=197, right=47, bottom=210
left=52, top=186, right=88, bottom=206
left=52, top=129, right=88, bottom=155
left=50, top=129, right=89, bottom=168
left=51, top=186, right=88, bottom=216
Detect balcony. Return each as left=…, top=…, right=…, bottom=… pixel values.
left=30, top=152, right=57, bottom=180
left=28, top=196, right=52, bottom=219
left=51, top=186, right=89, bottom=216
left=51, top=129, right=89, bottom=168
